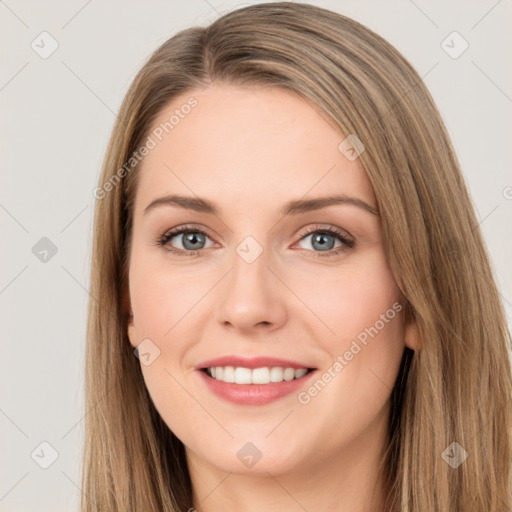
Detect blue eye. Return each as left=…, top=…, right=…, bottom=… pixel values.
left=156, top=224, right=354, bottom=258
left=295, top=226, right=354, bottom=258
left=157, top=226, right=214, bottom=255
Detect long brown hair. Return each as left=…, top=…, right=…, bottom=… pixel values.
left=82, top=2, right=512, bottom=510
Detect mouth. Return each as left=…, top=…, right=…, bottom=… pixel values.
left=195, top=358, right=318, bottom=405
left=200, top=366, right=315, bottom=385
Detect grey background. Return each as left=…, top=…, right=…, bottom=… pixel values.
left=1, top=1, right=511, bottom=510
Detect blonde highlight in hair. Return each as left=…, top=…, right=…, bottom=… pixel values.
left=83, top=3, right=512, bottom=510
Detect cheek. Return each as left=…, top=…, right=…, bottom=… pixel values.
left=292, top=254, right=402, bottom=344
left=292, top=253, right=405, bottom=409
left=128, top=255, right=210, bottom=440
left=128, top=250, right=206, bottom=342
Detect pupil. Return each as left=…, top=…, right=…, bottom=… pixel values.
left=184, top=232, right=203, bottom=250
left=313, top=233, right=333, bottom=251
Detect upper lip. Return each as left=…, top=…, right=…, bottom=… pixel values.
left=195, top=356, right=317, bottom=370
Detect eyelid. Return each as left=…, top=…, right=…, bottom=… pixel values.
left=292, top=224, right=355, bottom=256
left=159, top=223, right=353, bottom=242
left=157, top=222, right=354, bottom=257
left=157, top=223, right=217, bottom=248
left=295, top=223, right=353, bottom=242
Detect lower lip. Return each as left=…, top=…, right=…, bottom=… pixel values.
left=197, top=369, right=317, bottom=405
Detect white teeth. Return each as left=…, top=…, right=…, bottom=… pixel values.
left=294, top=368, right=308, bottom=379
left=234, top=367, right=252, bottom=384
left=252, top=367, right=270, bottom=384
left=223, top=366, right=234, bottom=383
left=283, top=368, right=295, bottom=381
left=269, top=367, right=284, bottom=382
left=207, top=366, right=311, bottom=384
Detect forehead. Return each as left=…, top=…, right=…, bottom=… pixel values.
left=133, top=83, right=376, bottom=215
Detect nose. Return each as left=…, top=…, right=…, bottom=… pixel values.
left=216, top=243, right=288, bottom=335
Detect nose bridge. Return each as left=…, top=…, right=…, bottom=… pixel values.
left=231, top=234, right=275, bottom=303
left=233, top=235, right=271, bottom=288
left=216, top=233, right=285, bottom=330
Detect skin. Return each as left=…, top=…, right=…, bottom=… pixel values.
left=126, top=83, right=419, bottom=512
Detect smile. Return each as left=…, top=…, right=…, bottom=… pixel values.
left=197, top=366, right=317, bottom=405
left=203, top=366, right=312, bottom=384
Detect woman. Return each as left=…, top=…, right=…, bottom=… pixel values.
left=83, top=2, right=512, bottom=510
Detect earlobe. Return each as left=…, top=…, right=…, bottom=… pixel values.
left=403, top=304, right=422, bottom=351
left=126, top=306, right=139, bottom=349
left=122, top=286, right=137, bottom=348
left=404, top=320, right=421, bottom=351
left=127, top=321, right=137, bottom=349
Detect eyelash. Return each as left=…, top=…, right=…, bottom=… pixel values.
left=155, top=224, right=355, bottom=259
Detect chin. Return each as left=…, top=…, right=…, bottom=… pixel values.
left=189, top=435, right=308, bottom=476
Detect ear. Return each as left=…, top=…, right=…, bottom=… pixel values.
left=122, top=285, right=137, bottom=349
left=403, top=303, right=422, bottom=351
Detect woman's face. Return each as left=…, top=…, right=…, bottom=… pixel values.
left=127, top=83, right=416, bottom=477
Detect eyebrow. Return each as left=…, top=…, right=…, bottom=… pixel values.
left=143, top=194, right=379, bottom=217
